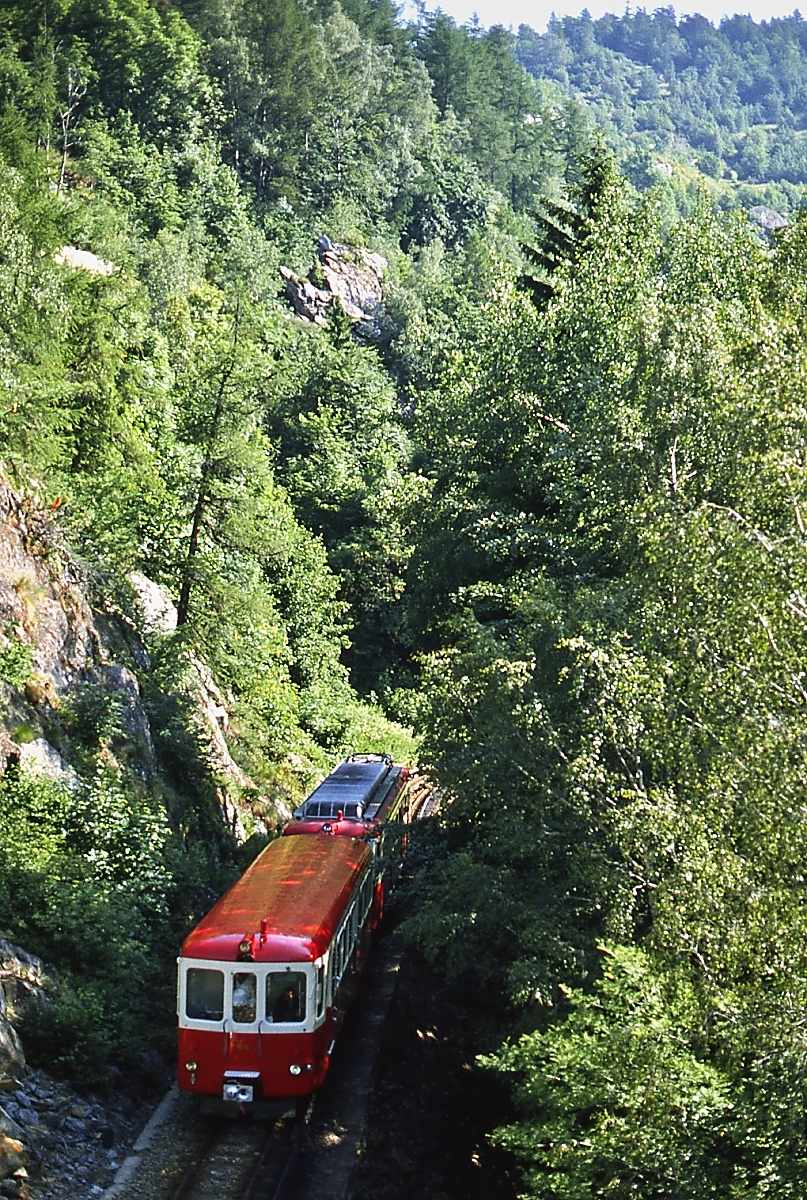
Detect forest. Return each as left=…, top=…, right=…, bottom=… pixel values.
left=1, top=0, right=807, bottom=1196
left=517, top=7, right=807, bottom=217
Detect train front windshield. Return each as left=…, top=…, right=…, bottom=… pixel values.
left=186, top=967, right=224, bottom=1021
left=181, top=963, right=310, bottom=1026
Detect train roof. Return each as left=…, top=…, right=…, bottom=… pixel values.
left=180, top=835, right=372, bottom=964
left=292, top=754, right=404, bottom=822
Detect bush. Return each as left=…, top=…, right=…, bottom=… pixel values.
left=482, top=946, right=736, bottom=1200
left=0, top=631, right=33, bottom=690
left=60, top=683, right=124, bottom=752
left=17, top=987, right=117, bottom=1087
left=0, top=767, right=231, bottom=1089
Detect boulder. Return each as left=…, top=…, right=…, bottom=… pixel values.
left=0, top=1111, right=23, bottom=1144
left=318, top=238, right=385, bottom=321
left=280, top=238, right=386, bottom=327
left=750, top=205, right=787, bottom=231
left=53, top=246, right=115, bottom=277
left=0, top=1019, right=23, bottom=1086
left=0, top=1137, right=25, bottom=1180
left=128, top=572, right=178, bottom=636
left=0, top=940, right=48, bottom=1016
left=17, top=738, right=78, bottom=788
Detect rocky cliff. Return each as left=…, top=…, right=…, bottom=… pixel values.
left=0, top=473, right=283, bottom=829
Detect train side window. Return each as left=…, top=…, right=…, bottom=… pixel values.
left=266, top=972, right=307, bottom=1023
left=186, top=968, right=224, bottom=1021
left=316, top=964, right=325, bottom=1019
left=232, top=972, right=257, bottom=1023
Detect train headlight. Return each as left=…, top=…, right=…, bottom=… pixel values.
left=289, top=1064, right=302, bottom=1076
left=184, top=1061, right=197, bottom=1072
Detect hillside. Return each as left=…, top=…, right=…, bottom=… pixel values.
left=516, top=8, right=807, bottom=217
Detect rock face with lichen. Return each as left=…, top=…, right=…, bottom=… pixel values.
left=0, top=474, right=276, bottom=819
left=0, top=478, right=156, bottom=785
left=280, top=237, right=386, bottom=327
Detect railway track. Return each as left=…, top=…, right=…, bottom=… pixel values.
left=102, top=1096, right=304, bottom=1200
left=166, top=1112, right=301, bottom=1200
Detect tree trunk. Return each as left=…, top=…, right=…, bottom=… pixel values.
left=176, top=358, right=236, bottom=627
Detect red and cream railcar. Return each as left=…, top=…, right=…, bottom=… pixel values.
left=177, top=833, right=378, bottom=1113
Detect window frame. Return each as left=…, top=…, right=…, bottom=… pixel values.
left=178, top=959, right=317, bottom=1032
left=327, top=864, right=374, bottom=999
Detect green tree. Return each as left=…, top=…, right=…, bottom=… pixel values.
left=485, top=946, right=735, bottom=1200
left=178, top=0, right=323, bottom=201
left=406, top=160, right=807, bottom=1195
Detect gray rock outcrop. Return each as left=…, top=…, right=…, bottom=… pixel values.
left=0, top=478, right=159, bottom=785
left=0, top=1026, right=23, bottom=1086
left=0, top=941, right=46, bottom=1083
left=750, top=205, right=787, bottom=231
left=280, top=237, right=386, bottom=327
left=128, top=572, right=178, bottom=636
left=53, top=245, right=115, bottom=277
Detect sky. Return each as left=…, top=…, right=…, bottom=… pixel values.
left=418, top=0, right=802, bottom=33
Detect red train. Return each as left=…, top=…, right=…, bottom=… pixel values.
left=176, top=754, right=424, bottom=1114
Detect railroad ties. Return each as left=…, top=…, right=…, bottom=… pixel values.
left=168, top=1114, right=299, bottom=1200
left=102, top=1094, right=302, bottom=1200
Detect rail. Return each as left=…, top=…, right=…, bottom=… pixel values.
left=165, top=1113, right=301, bottom=1200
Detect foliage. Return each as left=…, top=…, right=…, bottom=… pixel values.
left=402, top=153, right=807, bottom=1194
left=516, top=9, right=807, bottom=212
left=5, top=6, right=807, bottom=1196
left=0, top=629, right=34, bottom=690
left=0, top=767, right=230, bottom=1085
left=483, top=946, right=735, bottom=1200
left=60, top=682, right=125, bottom=751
